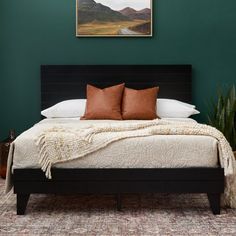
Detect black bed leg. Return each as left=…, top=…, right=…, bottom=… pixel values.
left=17, top=194, right=30, bottom=215
left=116, top=194, right=122, bottom=211
left=207, top=193, right=221, bottom=215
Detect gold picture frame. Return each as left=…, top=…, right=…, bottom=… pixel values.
left=76, top=0, right=153, bottom=37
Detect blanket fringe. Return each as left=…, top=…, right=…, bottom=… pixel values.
left=38, top=133, right=53, bottom=179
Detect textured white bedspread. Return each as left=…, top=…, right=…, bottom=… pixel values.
left=11, top=118, right=219, bottom=170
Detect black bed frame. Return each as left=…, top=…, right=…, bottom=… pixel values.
left=13, top=65, right=224, bottom=215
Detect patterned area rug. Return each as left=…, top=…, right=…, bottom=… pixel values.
left=1, top=179, right=236, bottom=235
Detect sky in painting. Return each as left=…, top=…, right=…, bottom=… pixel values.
left=94, top=0, right=151, bottom=11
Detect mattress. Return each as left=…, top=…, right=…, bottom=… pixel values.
left=10, top=118, right=219, bottom=170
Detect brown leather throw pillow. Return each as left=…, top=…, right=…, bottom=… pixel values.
left=82, top=83, right=125, bottom=120
left=122, top=87, right=159, bottom=120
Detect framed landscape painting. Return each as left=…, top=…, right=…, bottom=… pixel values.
left=76, top=0, right=153, bottom=37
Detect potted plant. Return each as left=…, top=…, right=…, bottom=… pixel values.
left=207, top=85, right=236, bottom=157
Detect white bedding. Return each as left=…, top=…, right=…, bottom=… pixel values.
left=10, top=118, right=219, bottom=170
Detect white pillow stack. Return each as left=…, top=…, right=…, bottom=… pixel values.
left=41, top=98, right=200, bottom=119
left=156, top=99, right=200, bottom=118
left=41, top=99, right=86, bottom=118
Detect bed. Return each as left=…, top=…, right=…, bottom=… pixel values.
left=11, top=65, right=224, bottom=215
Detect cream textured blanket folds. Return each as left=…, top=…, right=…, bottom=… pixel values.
left=36, top=119, right=236, bottom=207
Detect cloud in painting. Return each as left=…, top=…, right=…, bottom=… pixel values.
left=94, top=0, right=151, bottom=11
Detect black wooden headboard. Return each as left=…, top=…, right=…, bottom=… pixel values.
left=41, top=65, right=192, bottom=110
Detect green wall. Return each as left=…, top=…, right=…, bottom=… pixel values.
left=1, top=0, right=236, bottom=139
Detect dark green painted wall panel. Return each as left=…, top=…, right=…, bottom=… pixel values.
left=0, top=0, right=236, bottom=139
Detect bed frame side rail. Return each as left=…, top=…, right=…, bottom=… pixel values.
left=13, top=168, right=224, bottom=215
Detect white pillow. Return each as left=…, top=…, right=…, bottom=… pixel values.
left=41, top=99, right=86, bottom=118
left=157, top=99, right=200, bottom=118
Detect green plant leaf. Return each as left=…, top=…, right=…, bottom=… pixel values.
left=207, top=84, right=236, bottom=150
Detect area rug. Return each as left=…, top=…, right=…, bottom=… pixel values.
left=1, top=179, right=236, bottom=235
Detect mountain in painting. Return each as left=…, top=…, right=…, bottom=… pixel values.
left=119, top=7, right=151, bottom=20
left=119, top=7, right=137, bottom=16
left=78, top=0, right=129, bottom=24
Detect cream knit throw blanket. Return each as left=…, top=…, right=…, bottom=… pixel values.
left=36, top=119, right=236, bottom=207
